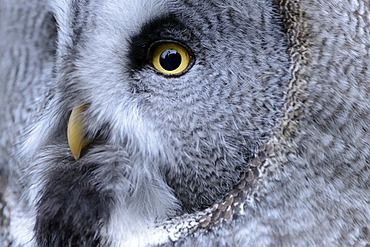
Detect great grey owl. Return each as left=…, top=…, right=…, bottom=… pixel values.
left=0, top=0, right=369, bottom=246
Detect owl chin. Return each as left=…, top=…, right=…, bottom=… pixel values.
left=30, top=143, right=180, bottom=246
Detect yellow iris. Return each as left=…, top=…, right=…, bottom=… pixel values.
left=152, top=42, right=191, bottom=75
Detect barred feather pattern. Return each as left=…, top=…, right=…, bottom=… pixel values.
left=1, top=0, right=369, bottom=246
left=0, top=1, right=55, bottom=245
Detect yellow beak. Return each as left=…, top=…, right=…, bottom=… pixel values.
left=67, top=105, right=90, bottom=160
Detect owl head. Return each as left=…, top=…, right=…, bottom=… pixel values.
left=20, top=0, right=290, bottom=245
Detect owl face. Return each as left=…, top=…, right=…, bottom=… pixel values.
left=51, top=0, right=289, bottom=211
left=24, top=0, right=290, bottom=245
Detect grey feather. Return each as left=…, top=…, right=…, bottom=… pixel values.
left=0, top=0, right=369, bottom=246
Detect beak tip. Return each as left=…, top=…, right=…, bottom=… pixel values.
left=72, top=152, right=81, bottom=161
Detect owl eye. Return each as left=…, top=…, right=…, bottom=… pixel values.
left=151, top=42, right=192, bottom=76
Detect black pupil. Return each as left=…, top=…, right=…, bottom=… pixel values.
left=160, top=49, right=182, bottom=71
